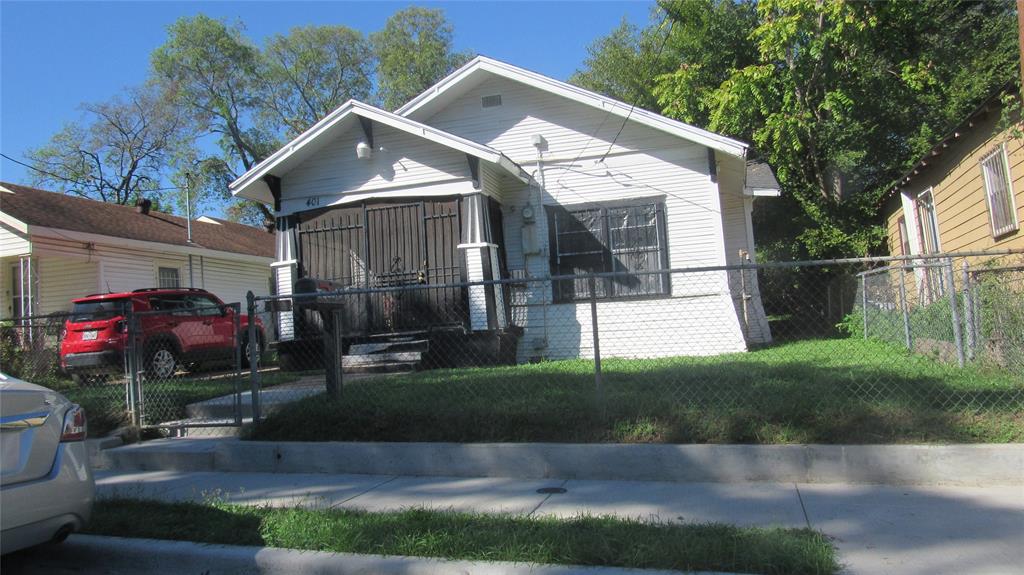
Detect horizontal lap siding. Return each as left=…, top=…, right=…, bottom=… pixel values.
left=0, top=225, right=30, bottom=257
left=201, top=257, right=272, bottom=306
left=894, top=112, right=1024, bottom=256
left=282, top=124, right=470, bottom=202
left=37, top=257, right=99, bottom=314
left=435, top=74, right=749, bottom=359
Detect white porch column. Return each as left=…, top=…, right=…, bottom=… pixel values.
left=458, top=242, right=496, bottom=331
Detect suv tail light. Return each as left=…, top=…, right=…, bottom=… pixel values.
left=60, top=406, right=87, bottom=442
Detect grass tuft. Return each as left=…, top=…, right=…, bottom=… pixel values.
left=87, top=499, right=839, bottom=575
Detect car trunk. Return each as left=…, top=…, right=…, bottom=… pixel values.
left=0, top=379, right=67, bottom=486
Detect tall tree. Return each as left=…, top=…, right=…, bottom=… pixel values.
left=569, top=18, right=676, bottom=112
left=259, top=25, right=374, bottom=138
left=152, top=15, right=276, bottom=222
left=651, top=0, right=1018, bottom=258
left=371, top=7, right=472, bottom=110
left=24, top=85, right=181, bottom=205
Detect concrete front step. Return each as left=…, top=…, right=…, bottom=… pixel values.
left=342, top=351, right=421, bottom=366
left=348, top=339, right=429, bottom=355
left=344, top=361, right=418, bottom=375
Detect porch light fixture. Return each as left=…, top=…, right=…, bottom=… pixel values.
left=356, top=140, right=373, bottom=160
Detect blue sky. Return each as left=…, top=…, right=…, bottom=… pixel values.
left=0, top=1, right=656, bottom=194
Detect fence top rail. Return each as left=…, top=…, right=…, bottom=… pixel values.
left=252, top=249, right=1023, bottom=301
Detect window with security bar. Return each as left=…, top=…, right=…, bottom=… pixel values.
left=157, top=267, right=180, bottom=288
left=980, top=144, right=1019, bottom=238
left=546, top=199, right=670, bottom=302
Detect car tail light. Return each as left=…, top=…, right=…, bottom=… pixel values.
left=60, top=406, right=87, bottom=442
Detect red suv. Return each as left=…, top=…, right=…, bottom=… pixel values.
left=59, top=288, right=263, bottom=385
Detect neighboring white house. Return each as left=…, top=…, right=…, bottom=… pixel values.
left=230, top=56, right=778, bottom=362
left=0, top=183, right=275, bottom=319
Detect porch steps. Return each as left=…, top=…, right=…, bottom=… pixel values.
left=347, top=339, right=429, bottom=355
left=343, top=335, right=429, bottom=375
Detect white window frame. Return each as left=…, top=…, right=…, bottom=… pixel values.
left=979, top=143, right=1019, bottom=238
left=916, top=188, right=941, bottom=254
left=157, top=266, right=181, bottom=289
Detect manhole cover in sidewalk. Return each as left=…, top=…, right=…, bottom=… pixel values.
left=536, top=487, right=567, bottom=494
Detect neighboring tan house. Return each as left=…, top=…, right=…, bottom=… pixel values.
left=0, top=183, right=275, bottom=319
left=230, top=56, right=779, bottom=362
left=880, top=86, right=1023, bottom=299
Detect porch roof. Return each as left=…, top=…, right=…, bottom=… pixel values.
left=230, top=100, right=528, bottom=204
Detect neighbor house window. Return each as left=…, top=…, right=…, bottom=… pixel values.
left=158, top=267, right=180, bottom=288
left=897, top=216, right=911, bottom=256
left=546, top=199, right=669, bottom=302
left=979, top=144, right=1019, bottom=237
left=916, top=190, right=941, bottom=254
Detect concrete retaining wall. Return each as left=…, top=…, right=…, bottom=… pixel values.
left=97, top=440, right=1024, bottom=486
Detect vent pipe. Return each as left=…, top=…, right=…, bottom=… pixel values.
left=135, top=198, right=152, bottom=215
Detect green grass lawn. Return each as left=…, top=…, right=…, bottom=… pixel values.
left=251, top=338, right=1023, bottom=444
left=87, top=499, right=838, bottom=575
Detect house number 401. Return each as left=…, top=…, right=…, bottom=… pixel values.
left=305, top=197, right=321, bottom=207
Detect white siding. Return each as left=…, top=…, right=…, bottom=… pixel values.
left=718, top=155, right=772, bottom=344
left=37, top=257, right=100, bottom=314
left=421, top=74, right=693, bottom=166
left=281, top=123, right=471, bottom=204
left=420, top=74, right=761, bottom=360
left=201, top=256, right=272, bottom=306
left=0, top=224, right=30, bottom=257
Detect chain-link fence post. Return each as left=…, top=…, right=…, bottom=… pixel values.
left=324, top=307, right=343, bottom=400
left=898, top=268, right=913, bottom=352
left=246, top=291, right=262, bottom=423
left=588, top=276, right=604, bottom=415
left=861, top=273, right=869, bottom=340
left=944, top=258, right=965, bottom=367
left=962, top=261, right=977, bottom=361
left=232, top=302, right=243, bottom=426
left=124, top=305, right=142, bottom=428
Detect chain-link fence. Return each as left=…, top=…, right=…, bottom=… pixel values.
left=1, top=298, right=255, bottom=436
left=245, top=250, right=1023, bottom=445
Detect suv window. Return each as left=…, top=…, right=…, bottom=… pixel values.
left=71, top=299, right=129, bottom=321
left=149, top=295, right=188, bottom=313
left=187, top=295, right=222, bottom=317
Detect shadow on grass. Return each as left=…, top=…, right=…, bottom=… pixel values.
left=251, top=339, right=1023, bottom=444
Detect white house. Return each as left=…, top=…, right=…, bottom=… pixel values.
left=230, top=57, right=777, bottom=362
left=0, top=183, right=274, bottom=319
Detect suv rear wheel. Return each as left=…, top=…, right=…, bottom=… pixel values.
left=146, top=343, right=178, bottom=379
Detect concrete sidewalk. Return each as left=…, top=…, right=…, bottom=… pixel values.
left=94, top=469, right=1024, bottom=575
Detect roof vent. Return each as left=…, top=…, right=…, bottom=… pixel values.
left=481, top=94, right=502, bottom=108
left=135, top=198, right=152, bottom=215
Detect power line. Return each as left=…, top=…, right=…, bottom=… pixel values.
left=598, top=16, right=676, bottom=163
left=0, top=152, right=183, bottom=192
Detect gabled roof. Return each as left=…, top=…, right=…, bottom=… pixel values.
left=230, top=99, right=527, bottom=203
left=396, top=56, right=749, bottom=159
left=0, top=182, right=274, bottom=258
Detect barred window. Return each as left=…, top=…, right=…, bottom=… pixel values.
left=546, top=199, right=669, bottom=303
left=157, top=267, right=180, bottom=289
left=979, top=144, right=1019, bottom=237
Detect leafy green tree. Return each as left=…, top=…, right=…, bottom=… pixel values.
left=24, top=85, right=181, bottom=205
left=260, top=25, right=374, bottom=138
left=371, top=7, right=472, bottom=111
left=651, top=0, right=1017, bottom=258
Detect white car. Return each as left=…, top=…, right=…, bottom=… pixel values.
left=0, top=372, right=94, bottom=554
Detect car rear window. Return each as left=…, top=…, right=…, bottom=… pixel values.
left=71, top=299, right=129, bottom=321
